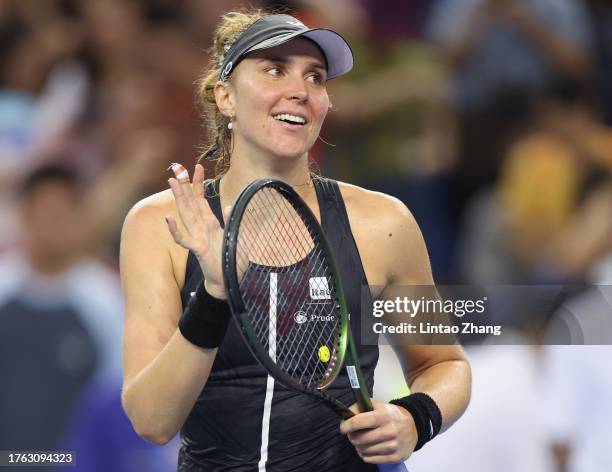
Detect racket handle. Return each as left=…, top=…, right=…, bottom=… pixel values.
left=378, top=463, right=409, bottom=472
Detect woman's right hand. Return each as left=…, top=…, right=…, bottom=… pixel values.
left=166, top=163, right=227, bottom=299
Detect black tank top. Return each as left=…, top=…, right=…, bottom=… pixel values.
left=178, top=177, right=379, bottom=472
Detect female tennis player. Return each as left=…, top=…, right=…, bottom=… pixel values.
left=120, top=10, right=471, bottom=471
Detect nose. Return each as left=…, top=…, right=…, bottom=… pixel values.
left=285, top=73, right=308, bottom=103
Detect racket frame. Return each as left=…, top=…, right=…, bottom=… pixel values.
left=222, top=178, right=366, bottom=416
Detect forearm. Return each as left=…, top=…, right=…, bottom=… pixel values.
left=407, top=357, right=472, bottom=432
left=122, top=330, right=217, bottom=444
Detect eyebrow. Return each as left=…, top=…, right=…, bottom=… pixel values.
left=257, top=56, right=327, bottom=72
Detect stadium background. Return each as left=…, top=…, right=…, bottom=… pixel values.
left=1, top=0, right=611, bottom=470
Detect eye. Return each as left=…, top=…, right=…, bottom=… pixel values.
left=306, top=72, right=326, bottom=85
left=306, top=73, right=323, bottom=84
left=264, top=66, right=282, bottom=77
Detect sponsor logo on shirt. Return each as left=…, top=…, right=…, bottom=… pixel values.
left=309, top=277, right=331, bottom=300
left=294, top=311, right=308, bottom=324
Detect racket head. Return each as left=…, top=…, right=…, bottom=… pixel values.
left=222, top=178, right=350, bottom=397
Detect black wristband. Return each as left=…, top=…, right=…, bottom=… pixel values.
left=390, top=392, right=442, bottom=451
left=178, top=282, right=231, bottom=349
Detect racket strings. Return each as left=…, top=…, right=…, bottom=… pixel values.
left=235, top=187, right=342, bottom=389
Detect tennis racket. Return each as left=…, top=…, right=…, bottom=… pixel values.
left=221, top=178, right=408, bottom=472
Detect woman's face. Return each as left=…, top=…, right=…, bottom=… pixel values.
left=225, top=38, right=330, bottom=162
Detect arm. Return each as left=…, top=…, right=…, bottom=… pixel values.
left=341, top=194, right=471, bottom=462
left=385, top=202, right=471, bottom=434
left=120, top=196, right=218, bottom=445
left=121, top=164, right=228, bottom=444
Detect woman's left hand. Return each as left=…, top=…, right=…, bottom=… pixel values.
left=339, top=399, right=417, bottom=464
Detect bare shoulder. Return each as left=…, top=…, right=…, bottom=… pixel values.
left=121, top=188, right=183, bottom=256
left=336, top=180, right=432, bottom=285
left=123, top=189, right=176, bottom=231
left=121, top=188, right=189, bottom=289
left=336, top=181, right=417, bottom=232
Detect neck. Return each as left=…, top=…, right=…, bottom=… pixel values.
left=219, top=148, right=316, bottom=205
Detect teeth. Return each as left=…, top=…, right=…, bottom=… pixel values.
left=273, top=113, right=306, bottom=124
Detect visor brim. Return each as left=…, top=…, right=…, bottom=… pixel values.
left=246, top=28, right=354, bottom=80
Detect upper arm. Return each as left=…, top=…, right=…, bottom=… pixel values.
left=379, top=197, right=434, bottom=287
left=375, top=195, right=468, bottom=382
left=120, top=197, right=184, bottom=387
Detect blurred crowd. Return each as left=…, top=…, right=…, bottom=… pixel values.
left=1, top=0, right=611, bottom=471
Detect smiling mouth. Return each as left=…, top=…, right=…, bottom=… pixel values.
left=272, top=113, right=307, bottom=125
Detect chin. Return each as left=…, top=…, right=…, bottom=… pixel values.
left=271, top=145, right=308, bottom=160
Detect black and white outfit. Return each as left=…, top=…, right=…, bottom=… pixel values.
left=178, top=178, right=379, bottom=471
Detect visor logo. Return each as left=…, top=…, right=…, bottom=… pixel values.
left=222, top=61, right=233, bottom=80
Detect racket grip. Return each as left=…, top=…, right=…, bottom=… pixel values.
left=378, top=463, right=409, bottom=472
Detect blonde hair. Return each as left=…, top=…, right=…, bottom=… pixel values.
left=195, top=9, right=269, bottom=176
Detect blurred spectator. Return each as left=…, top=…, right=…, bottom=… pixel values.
left=0, top=0, right=200, bottom=253
left=0, top=136, right=174, bottom=450
left=356, top=0, right=430, bottom=41
left=183, top=0, right=261, bottom=48
left=541, top=347, right=612, bottom=471
left=0, top=1, right=196, bottom=462
left=541, top=293, right=612, bottom=472
left=0, top=164, right=123, bottom=450
left=428, top=0, right=593, bottom=111
left=459, top=82, right=612, bottom=284
left=427, top=0, right=595, bottom=209
left=408, top=339, right=555, bottom=472
left=542, top=232, right=612, bottom=472
left=0, top=5, right=85, bottom=177
left=57, top=378, right=179, bottom=472
left=585, top=0, right=612, bottom=125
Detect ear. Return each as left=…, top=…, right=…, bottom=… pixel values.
left=214, top=81, right=236, bottom=118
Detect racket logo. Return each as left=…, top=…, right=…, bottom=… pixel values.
left=294, top=311, right=308, bottom=324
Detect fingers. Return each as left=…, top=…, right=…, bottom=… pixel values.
left=168, top=164, right=205, bottom=235
left=168, top=177, right=197, bottom=236
left=166, top=163, right=224, bottom=260
left=340, top=409, right=382, bottom=434
left=360, top=453, right=405, bottom=465
left=193, top=163, right=205, bottom=201
left=170, top=162, right=189, bottom=182
left=169, top=163, right=193, bottom=206
left=356, top=441, right=399, bottom=459
left=340, top=400, right=417, bottom=464
left=347, top=424, right=396, bottom=448
left=165, top=215, right=189, bottom=249
left=347, top=423, right=407, bottom=464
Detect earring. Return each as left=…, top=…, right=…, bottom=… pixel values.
left=228, top=117, right=234, bottom=130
